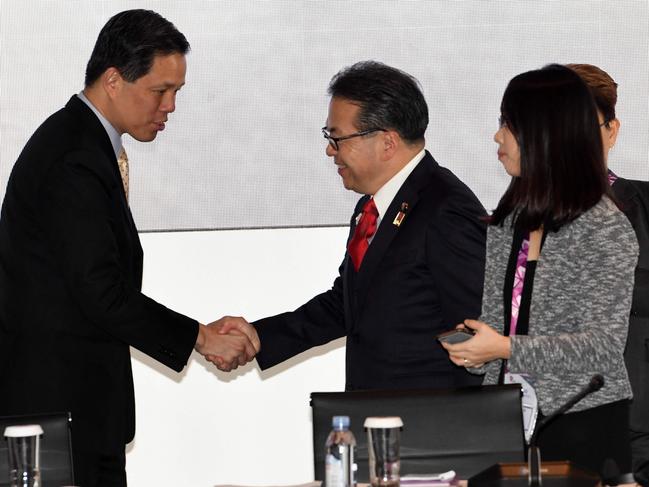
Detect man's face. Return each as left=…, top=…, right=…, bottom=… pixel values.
left=324, top=97, right=386, bottom=195
left=111, top=53, right=186, bottom=142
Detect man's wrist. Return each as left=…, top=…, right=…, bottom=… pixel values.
left=195, top=323, right=206, bottom=350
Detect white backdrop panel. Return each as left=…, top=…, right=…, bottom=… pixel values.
left=1, top=1, right=647, bottom=231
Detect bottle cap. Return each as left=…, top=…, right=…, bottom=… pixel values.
left=4, top=424, right=44, bottom=437
left=364, top=416, right=403, bottom=429
left=332, top=415, right=350, bottom=429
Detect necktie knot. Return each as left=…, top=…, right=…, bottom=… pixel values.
left=361, top=197, right=378, bottom=219
left=347, top=198, right=378, bottom=271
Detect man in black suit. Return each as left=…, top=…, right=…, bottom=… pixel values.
left=221, top=61, right=486, bottom=390
left=0, top=10, right=258, bottom=486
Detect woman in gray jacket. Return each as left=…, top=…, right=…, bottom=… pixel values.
left=442, top=64, right=638, bottom=479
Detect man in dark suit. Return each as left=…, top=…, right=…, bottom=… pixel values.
left=221, top=61, right=486, bottom=390
left=614, top=177, right=649, bottom=485
left=0, top=10, right=257, bottom=486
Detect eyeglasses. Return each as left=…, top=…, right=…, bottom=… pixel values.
left=321, top=126, right=386, bottom=151
left=599, top=119, right=612, bottom=128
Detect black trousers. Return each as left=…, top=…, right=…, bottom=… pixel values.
left=72, top=417, right=128, bottom=487
left=73, top=448, right=126, bottom=487
left=630, top=429, right=649, bottom=487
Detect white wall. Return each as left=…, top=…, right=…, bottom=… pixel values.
left=131, top=227, right=348, bottom=486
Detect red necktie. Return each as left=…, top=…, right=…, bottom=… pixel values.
left=348, top=198, right=379, bottom=271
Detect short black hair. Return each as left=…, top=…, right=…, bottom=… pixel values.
left=491, top=64, right=608, bottom=231
left=85, top=9, right=190, bottom=87
left=327, top=61, right=428, bottom=144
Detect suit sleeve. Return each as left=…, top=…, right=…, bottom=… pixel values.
left=471, top=225, right=507, bottom=380
left=253, top=199, right=369, bottom=370
left=39, top=149, right=198, bottom=372
left=254, top=259, right=348, bottom=370
left=425, top=190, right=487, bottom=327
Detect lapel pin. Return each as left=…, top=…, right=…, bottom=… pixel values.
left=393, top=202, right=409, bottom=227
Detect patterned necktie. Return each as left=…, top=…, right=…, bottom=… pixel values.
left=117, top=147, right=129, bottom=201
left=348, top=198, right=379, bottom=271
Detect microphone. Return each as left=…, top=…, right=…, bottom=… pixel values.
left=529, top=373, right=604, bottom=446
left=527, top=374, right=604, bottom=486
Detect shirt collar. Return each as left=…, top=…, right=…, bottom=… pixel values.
left=77, top=91, right=122, bottom=159
left=372, top=149, right=426, bottom=222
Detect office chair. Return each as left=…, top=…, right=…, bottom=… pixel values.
left=311, top=384, right=524, bottom=481
left=0, top=412, right=74, bottom=487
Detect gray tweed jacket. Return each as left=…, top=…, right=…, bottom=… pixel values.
left=477, top=196, right=638, bottom=415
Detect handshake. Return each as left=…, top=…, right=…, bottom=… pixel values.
left=194, top=316, right=260, bottom=371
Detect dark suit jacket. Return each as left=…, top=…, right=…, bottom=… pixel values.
left=613, top=177, right=649, bottom=482
left=0, top=96, right=198, bottom=483
left=255, top=152, right=486, bottom=390
left=613, top=177, right=649, bottom=431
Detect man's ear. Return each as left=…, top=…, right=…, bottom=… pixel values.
left=102, top=67, right=123, bottom=99
left=382, top=130, right=400, bottom=160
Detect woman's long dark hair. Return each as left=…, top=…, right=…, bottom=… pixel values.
left=490, top=64, right=609, bottom=231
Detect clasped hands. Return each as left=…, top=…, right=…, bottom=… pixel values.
left=194, top=316, right=260, bottom=371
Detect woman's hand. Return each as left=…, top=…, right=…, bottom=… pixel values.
left=440, top=319, right=511, bottom=368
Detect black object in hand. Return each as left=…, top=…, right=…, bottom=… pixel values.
left=436, top=328, right=475, bottom=344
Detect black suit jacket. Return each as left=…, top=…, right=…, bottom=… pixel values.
left=613, top=178, right=649, bottom=431
left=255, top=152, right=486, bottom=390
left=0, top=96, right=198, bottom=483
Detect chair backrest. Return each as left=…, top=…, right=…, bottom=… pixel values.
left=0, top=412, right=74, bottom=487
left=311, top=384, right=524, bottom=481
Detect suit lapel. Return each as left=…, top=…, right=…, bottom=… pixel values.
left=343, top=196, right=369, bottom=331
left=66, top=96, right=141, bottom=245
left=350, top=152, right=437, bottom=319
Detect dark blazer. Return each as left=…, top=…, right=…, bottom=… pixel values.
left=255, top=152, right=486, bottom=390
left=613, top=177, right=649, bottom=480
left=0, top=96, right=198, bottom=485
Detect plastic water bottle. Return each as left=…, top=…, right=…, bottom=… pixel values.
left=325, top=415, right=356, bottom=487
